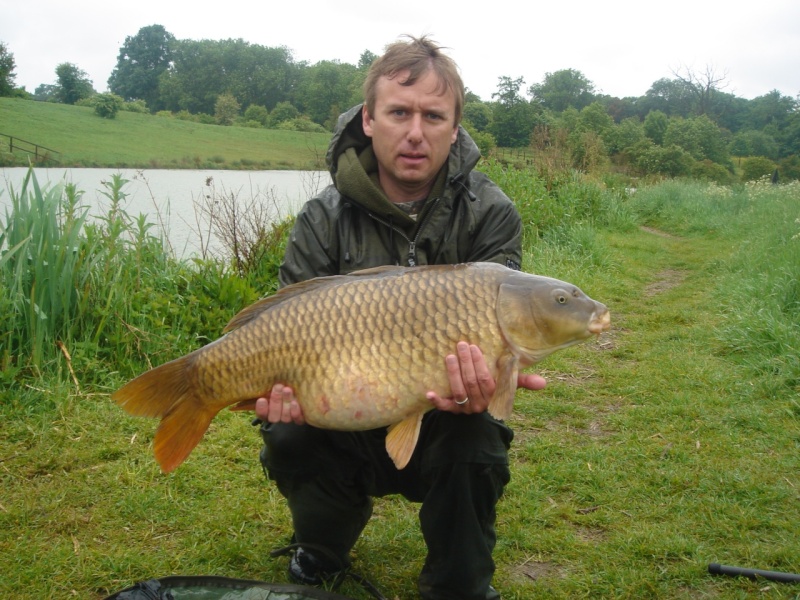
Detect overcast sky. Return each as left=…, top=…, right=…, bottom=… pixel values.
left=2, top=0, right=799, bottom=103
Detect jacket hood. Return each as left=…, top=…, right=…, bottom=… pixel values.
left=324, top=104, right=483, bottom=224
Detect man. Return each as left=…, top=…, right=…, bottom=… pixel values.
left=255, top=35, right=545, bottom=599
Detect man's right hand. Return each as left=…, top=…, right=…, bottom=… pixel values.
left=255, top=383, right=306, bottom=425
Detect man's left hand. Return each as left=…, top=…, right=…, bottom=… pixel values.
left=427, top=341, right=546, bottom=414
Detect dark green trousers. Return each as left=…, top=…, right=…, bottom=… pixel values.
left=260, top=411, right=513, bottom=600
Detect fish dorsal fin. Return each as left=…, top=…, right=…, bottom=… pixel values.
left=488, top=353, right=519, bottom=421
left=223, top=266, right=414, bottom=333
left=385, top=411, right=425, bottom=469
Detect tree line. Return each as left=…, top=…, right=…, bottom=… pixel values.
left=1, top=26, right=798, bottom=181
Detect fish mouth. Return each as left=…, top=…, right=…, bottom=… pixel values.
left=588, top=309, right=611, bottom=335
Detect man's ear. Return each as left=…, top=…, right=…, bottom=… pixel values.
left=362, top=104, right=374, bottom=138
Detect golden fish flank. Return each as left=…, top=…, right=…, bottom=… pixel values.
left=113, top=262, right=611, bottom=473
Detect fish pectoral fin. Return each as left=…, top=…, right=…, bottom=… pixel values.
left=488, top=354, right=519, bottom=421
left=229, top=398, right=257, bottom=412
left=386, top=412, right=425, bottom=470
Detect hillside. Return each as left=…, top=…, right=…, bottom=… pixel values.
left=0, top=97, right=331, bottom=170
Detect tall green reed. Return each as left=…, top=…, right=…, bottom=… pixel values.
left=0, top=169, right=96, bottom=374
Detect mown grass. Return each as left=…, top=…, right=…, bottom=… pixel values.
left=1, top=170, right=798, bottom=599
left=0, top=97, right=330, bottom=170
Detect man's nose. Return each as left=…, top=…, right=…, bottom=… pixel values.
left=407, top=113, right=423, bottom=143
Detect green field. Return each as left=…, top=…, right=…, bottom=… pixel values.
left=1, top=110, right=799, bottom=599
left=0, top=97, right=330, bottom=170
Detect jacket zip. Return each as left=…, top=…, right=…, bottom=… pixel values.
left=366, top=196, right=442, bottom=267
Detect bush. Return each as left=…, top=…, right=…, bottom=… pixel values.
left=741, top=156, right=776, bottom=182
left=692, top=160, right=733, bottom=185
left=93, top=93, right=124, bottom=119
left=214, top=93, right=240, bottom=126
left=636, top=143, right=694, bottom=177
left=123, top=99, right=149, bottom=113
left=244, top=104, right=269, bottom=127
left=778, top=155, right=800, bottom=181
left=275, top=117, right=328, bottom=133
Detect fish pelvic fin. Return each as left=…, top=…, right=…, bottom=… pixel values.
left=112, top=354, right=216, bottom=473
left=488, top=354, right=519, bottom=421
left=153, top=397, right=218, bottom=473
left=386, top=411, right=425, bottom=469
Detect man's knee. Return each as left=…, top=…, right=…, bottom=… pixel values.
left=417, top=412, right=513, bottom=470
left=260, top=422, right=333, bottom=477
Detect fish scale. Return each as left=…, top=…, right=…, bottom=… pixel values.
left=113, top=262, right=610, bottom=472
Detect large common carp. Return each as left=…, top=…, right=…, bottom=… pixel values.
left=113, top=262, right=610, bottom=472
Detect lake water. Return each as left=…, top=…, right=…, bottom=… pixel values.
left=0, top=167, right=330, bottom=258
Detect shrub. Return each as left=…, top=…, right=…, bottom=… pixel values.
left=692, top=160, right=733, bottom=185
left=94, top=93, right=124, bottom=119
left=636, top=144, right=694, bottom=177
left=244, top=104, right=269, bottom=127
left=123, top=99, right=149, bottom=113
left=778, top=155, right=800, bottom=181
left=215, top=93, right=240, bottom=126
left=741, top=156, right=776, bottom=182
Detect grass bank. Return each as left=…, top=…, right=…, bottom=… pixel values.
left=0, top=172, right=798, bottom=598
left=0, top=97, right=330, bottom=170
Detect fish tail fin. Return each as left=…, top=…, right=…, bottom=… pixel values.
left=112, top=354, right=217, bottom=473
left=488, top=354, right=519, bottom=421
left=386, top=412, right=425, bottom=469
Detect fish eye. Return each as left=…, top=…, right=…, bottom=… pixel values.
left=553, top=290, right=569, bottom=304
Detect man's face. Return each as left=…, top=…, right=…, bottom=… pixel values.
left=362, top=69, right=459, bottom=202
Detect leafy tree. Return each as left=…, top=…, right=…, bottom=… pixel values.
left=611, top=117, right=647, bottom=154
left=214, top=92, right=240, bottom=125
left=663, top=115, right=729, bottom=164
left=33, top=84, right=58, bottom=102
left=490, top=76, right=539, bottom=147
left=529, top=69, right=596, bottom=112
left=463, top=101, right=492, bottom=132
left=108, top=24, right=175, bottom=111
left=642, top=78, right=694, bottom=117
left=744, top=90, right=797, bottom=132
left=493, top=76, right=526, bottom=107
left=576, top=102, right=614, bottom=140
left=643, top=110, right=668, bottom=145
left=0, top=41, right=17, bottom=96
left=729, top=130, right=780, bottom=160
left=357, top=50, right=378, bottom=70
left=55, top=63, right=95, bottom=104
left=94, top=93, right=124, bottom=119
left=294, top=60, right=358, bottom=128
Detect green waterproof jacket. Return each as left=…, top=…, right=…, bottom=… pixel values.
left=279, top=105, right=522, bottom=286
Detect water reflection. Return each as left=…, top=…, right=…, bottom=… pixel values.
left=0, top=168, right=330, bottom=258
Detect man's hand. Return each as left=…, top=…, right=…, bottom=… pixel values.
left=254, top=383, right=306, bottom=425
left=427, top=341, right=546, bottom=414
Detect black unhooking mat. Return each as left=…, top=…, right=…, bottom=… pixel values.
left=103, top=576, right=361, bottom=600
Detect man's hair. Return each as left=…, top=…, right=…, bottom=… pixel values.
left=363, top=35, right=465, bottom=125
